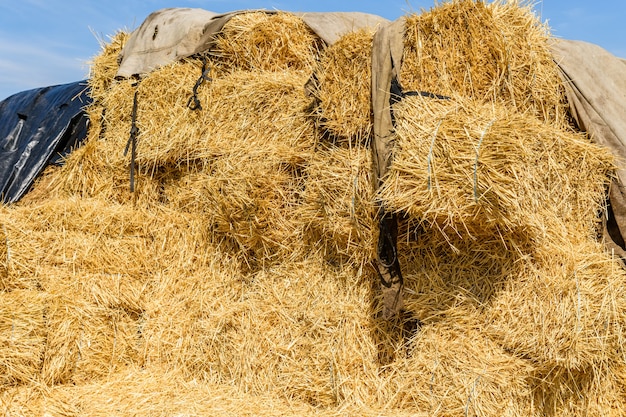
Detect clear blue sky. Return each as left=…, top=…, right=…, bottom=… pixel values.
left=0, top=0, right=624, bottom=101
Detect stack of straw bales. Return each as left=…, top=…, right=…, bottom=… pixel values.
left=1, top=3, right=626, bottom=417
left=376, top=1, right=626, bottom=415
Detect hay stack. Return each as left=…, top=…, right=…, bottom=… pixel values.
left=310, top=29, right=375, bottom=144
left=2, top=2, right=626, bottom=417
left=378, top=96, right=614, bottom=240
left=401, top=0, right=568, bottom=127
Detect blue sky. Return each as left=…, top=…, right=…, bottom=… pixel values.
left=0, top=0, right=624, bottom=101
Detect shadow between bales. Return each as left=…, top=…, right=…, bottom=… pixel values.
left=369, top=215, right=537, bottom=366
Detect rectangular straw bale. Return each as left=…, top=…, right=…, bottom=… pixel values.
left=41, top=296, right=141, bottom=385
left=212, top=11, right=324, bottom=73
left=75, top=66, right=316, bottom=209
left=135, top=68, right=316, bottom=169
left=249, top=260, right=378, bottom=408
left=378, top=96, right=614, bottom=240
left=484, top=238, right=626, bottom=371
left=401, top=0, right=568, bottom=127
left=298, top=144, right=376, bottom=268
left=66, top=76, right=173, bottom=207
left=310, top=28, right=374, bottom=144
left=372, top=321, right=534, bottom=416
left=57, top=101, right=168, bottom=206
left=163, top=152, right=308, bottom=270
left=0, top=196, right=215, bottom=298
left=140, top=255, right=380, bottom=409
left=396, top=223, right=530, bottom=323
left=0, top=290, right=47, bottom=387
left=137, top=255, right=245, bottom=377
left=1, top=197, right=154, bottom=284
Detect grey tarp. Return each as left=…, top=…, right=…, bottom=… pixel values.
left=116, top=8, right=389, bottom=78
left=0, top=81, right=91, bottom=204
left=551, top=40, right=626, bottom=258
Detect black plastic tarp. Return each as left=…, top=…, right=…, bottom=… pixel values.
left=0, top=80, right=91, bottom=204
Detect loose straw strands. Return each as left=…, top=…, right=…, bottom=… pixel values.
left=87, top=31, right=130, bottom=103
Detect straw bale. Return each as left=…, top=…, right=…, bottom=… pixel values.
left=28, top=366, right=427, bottom=417
left=371, top=320, right=534, bottom=415
left=485, top=238, right=626, bottom=371
left=378, top=96, right=614, bottom=240
left=66, top=66, right=315, bottom=207
left=401, top=0, right=568, bottom=127
left=140, top=255, right=380, bottom=408
left=135, top=68, right=315, bottom=169
left=213, top=11, right=324, bottom=73
left=0, top=196, right=217, bottom=295
left=396, top=224, right=531, bottom=323
left=41, top=295, right=141, bottom=385
left=311, top=29, right=374, bottom=144
left=0, top=290, right=47, bottom=387
left=163, top=154, right=307, bottom=270
left=56, top=133, right=173, bottom=205
left=298, top=144, right=376, bottom=268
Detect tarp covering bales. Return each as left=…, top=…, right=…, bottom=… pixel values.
left=0, top=81, right=91, bottom=204
left=2, top=1, right=626, bottom=416
left=552, top=39, right=626, bottom=259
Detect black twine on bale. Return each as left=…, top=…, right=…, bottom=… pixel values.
left=187, top=55, right=213, bottom=111
left=124, top=78, right=140, bottom=193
